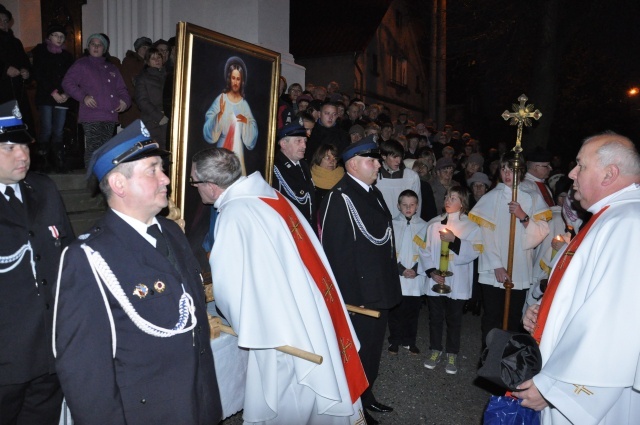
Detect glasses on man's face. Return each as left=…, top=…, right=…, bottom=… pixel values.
left=189, top=176, right=211, bottom=187
left=535, top=164, right=552, bottom=169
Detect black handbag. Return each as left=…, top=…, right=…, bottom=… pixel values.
left=477, top=328, right=542, bottom=391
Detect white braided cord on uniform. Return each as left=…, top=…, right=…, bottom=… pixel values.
left=274, top=165, right=311, bottom=205
left=81, top=244, right=197, bottom=340
left=0, top=242, right=36, bottom=280
left=341, top=194, right=393, bottom=245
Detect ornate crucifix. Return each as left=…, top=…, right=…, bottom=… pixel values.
left=500, top=94, right=542, bottom=330
left=501, top=94, right=542, bottom=154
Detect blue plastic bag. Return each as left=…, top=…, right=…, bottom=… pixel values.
left=484, top=395, right=541, bottom=425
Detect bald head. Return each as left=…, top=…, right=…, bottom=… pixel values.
left=569, top=132, right=640, bottom=209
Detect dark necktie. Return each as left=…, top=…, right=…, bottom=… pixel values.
left=147, top=224, right=169, bottom=257
left=5, top=186, right=24, bottom=214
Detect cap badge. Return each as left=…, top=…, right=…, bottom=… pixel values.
left=12, top=104, right=22, bottom=120
left=140, top=120, right=150, bottom=138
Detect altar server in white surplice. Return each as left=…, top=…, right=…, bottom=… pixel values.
left=191, top=147, right=367, bottom=425
left=518, top=132, right=640, bottom=425
left=468, top=151, right=551, bottom=347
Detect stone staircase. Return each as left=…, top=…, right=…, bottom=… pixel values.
left=49, top=171, right=106, bottom=236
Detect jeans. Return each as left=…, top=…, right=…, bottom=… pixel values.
left=38, top=105, right=68, bottom=147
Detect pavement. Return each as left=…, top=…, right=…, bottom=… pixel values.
left=222, top=302, right=497, bottom=425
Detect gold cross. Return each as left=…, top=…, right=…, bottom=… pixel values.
left=501, top=94, right=542, bottom=154
left=340, top=337, right=353, bottom=363
left=354, top=409, right=366, bottom=425
left=573, top=385, right=593, bottom=396
left=322, top=277, right=334, bottom=303
left=288, top=215, right=303, bottom=240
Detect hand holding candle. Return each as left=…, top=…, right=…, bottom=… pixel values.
left=551, top=235, right=564, bottom=259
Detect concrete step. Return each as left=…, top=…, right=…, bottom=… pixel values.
left=49, top=171, right=90, bottom=191
left=60, top=188, right=106, bottom=213
left=68, top=210, right=104, bottom=236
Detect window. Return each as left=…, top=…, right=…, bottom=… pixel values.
left=390, top=56, right=407, bottom=87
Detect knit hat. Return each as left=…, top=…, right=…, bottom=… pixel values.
left=467, top=172, right=491, bottom=188
left=133, top=36, right=152, bottom=51
left=46, top=23, right=66, bottom=37
left=87, top=33, right=109, bottom=51
left=435, top=157, right=455, bottom=171
left=467, top=153, right=484, bottom=168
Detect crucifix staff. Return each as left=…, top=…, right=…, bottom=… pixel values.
left=500, top=94, right=542, bottom=330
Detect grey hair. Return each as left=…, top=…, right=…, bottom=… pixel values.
left=192, top=147, right=242, bottom=189
left=99, top=162, right=136, bottom=201
left=584, top=131, right=640, bottom=176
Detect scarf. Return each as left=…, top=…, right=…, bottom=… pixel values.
left=46, top=38, right=63, bottom=54
left=311, top=165, right=344, bottom=190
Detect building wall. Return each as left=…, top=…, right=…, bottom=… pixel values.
left=81, top=0, right=304, bottom=84
left=3, top=0, right=41, bottom=50
left=295, top=55, right=354, bottom=95
left=362, top=0, right=428, bottom=123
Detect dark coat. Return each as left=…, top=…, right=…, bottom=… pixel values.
left=53, top=211, right=222, bottom=425
left=31, top=42, right=74, bottom=107
left=305, top=122, right=350, bottom=163
left=119, top=50, right=144, bottom=126
left=319, top=174, right=402, bottom=310
left=0, top=28, right=30, bottom=104
left=272, top=150, right=317, bottom=230
left=0, top=172, right=74, bottom=385
left=134, top=66, right=167, bottom=146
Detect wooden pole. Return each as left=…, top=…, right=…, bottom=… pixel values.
left=219, top=324, right=323, bottom=365
left=346, top=305, right=381, bottom=318
left=502, top=155, right=522, bottom=330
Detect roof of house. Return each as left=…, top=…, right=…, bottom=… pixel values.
left=290, top=0, right=392, bottom=58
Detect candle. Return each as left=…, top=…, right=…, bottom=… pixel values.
left=551, top=235, right=563, bottom=259
left=439, top=229, right=450, bottom=272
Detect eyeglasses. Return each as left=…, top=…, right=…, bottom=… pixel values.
left=535, top=164, right=552, bottom=169
left=189, top=176, right=211, bottom=186
left=50, top=34, right=65, bottom=39
left=0, top=19, right=9, bottom=24
left=323, top=154, right=336, bottom=161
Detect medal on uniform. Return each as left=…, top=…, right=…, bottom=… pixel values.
left=154, top=280, right=166, bottom=293
left=133, top=284, right=149, bottom=299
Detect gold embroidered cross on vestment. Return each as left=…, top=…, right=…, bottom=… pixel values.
left=288, top=215, right=303, bottom=240
left=573, top=385, right=594, bottom=396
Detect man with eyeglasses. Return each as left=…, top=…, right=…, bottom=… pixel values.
left=53, top=119, right=222, bottom=424
left=522, top=148, right=555, bottom=207
left=272, top=121, right=317, bottom=231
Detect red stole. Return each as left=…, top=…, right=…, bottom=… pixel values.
left=532, top=206, right=609, bottom=344
left=260, top=192, right=369, bottom=403
left=535, top=181, right=555, bottom=207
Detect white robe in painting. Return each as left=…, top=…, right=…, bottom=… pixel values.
left=392, top=214, right=428, bottom=296
left=468, top=183, right=551, bottom=290
left=419, top=212, right=482, bottom=299
left=203, top=93, right=258, bottom=175
left=533, top=184, right=640, bottom=425
left=211, top=172, right=365, bottom=425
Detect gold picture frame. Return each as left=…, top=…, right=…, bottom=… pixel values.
left=169, top=22, right=280, bottom=230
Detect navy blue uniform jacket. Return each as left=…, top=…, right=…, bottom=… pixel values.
left=0, top=172, right=73, bottom=385
left=53, top=210, right=222, bottom=425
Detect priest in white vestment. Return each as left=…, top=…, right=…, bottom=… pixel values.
left=517, top=133, right=640, bottom=425
left=191, top=147, right=367, bottom=425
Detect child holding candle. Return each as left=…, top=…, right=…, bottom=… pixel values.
left=420, top=186, right=481, bottom=374
left=388, top=190, right=428, bottom=355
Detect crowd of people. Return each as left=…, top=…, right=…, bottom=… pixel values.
left=0, top=6, right=176, bottom=172
left=3, top=4, right=640, bottom=423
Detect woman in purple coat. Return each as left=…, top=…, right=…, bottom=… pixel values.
left=62, top=33, right=130, bottom=166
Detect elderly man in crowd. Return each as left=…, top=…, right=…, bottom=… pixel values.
left=518, top=132, right=640, bottom=425
left=193, top=147, right=367, bottom=424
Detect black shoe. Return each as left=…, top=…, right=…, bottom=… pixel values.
left=472, top=300, right=482, bottom=316
left=463, top=300, right=471, bottom=314
left=388, top=344, right=399, bottom=354
left=408, top=345, right=420, bottom=355
left=366, top=402, right=394, bottom=413
left=364, top=410, right=379, bottom=424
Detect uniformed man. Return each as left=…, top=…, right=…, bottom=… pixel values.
left=52, top=120, right=222, bottom=424
left=0, top=100, right=73, bottom=424
left=319, top=136, right=402, bottom=425
left=272, top=120, right=317, bottom=230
